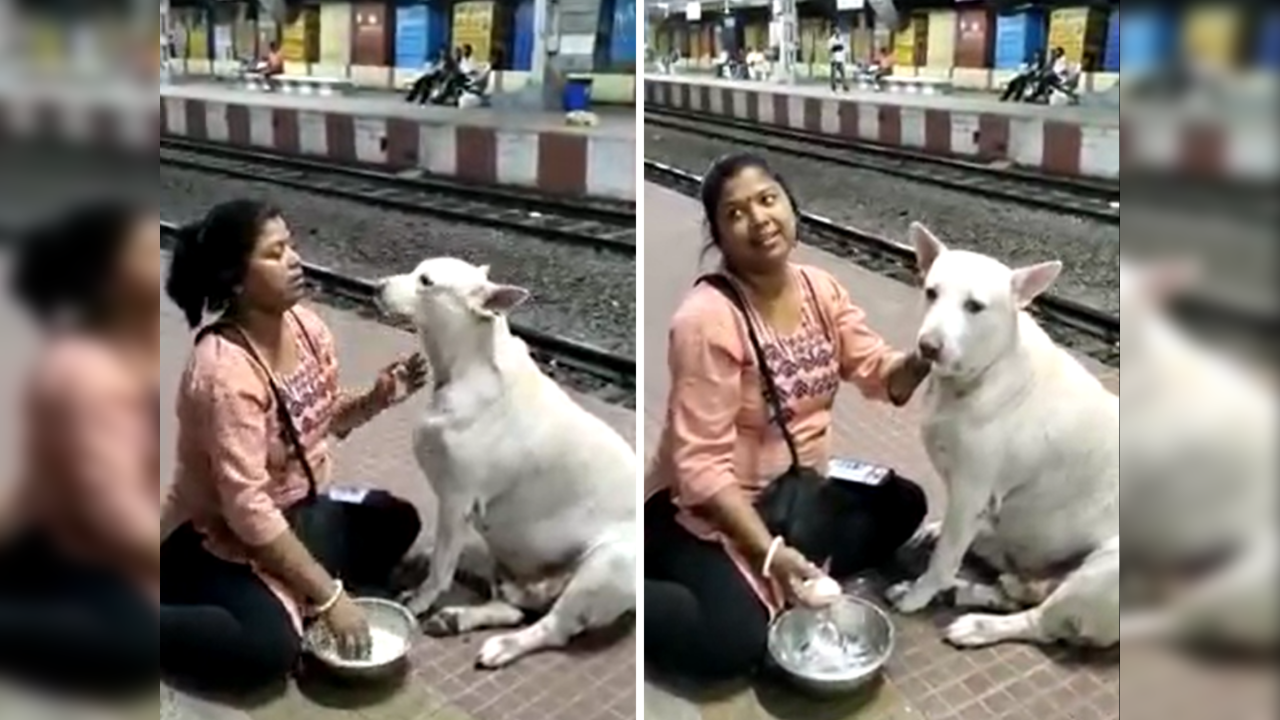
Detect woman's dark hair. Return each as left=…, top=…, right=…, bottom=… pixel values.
left=166, top=199, right=283, bottom=329
left=10, top=200, right=146, bottom=326
left=699, top=152, right=800, bottom=256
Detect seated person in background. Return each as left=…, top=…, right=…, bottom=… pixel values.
left=872, top=46, right=894, bottom=85
left=746, top=47, right=766, bottom=81
left=1001, top=50, right=1045, bottom=101
left=406, top=48, right=455, bottom=105
left=458, top=44, right=477, bottom=76
left=1030, top=47, right=1076, bottom=101
left=261, top=43, right=285, bottom=78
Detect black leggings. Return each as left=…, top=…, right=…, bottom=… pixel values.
left=159, top=490, right=421, bottom=694
left=0, top=532, right=157, bottom=695
left=644, top=476, right=927, bottom=681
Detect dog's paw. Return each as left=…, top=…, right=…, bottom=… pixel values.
left=944, top=614, right=1005, bottom=648
left=953, top=579, right=1015, bottom=611
left=403, top=589, right=442, bottom=619
left=422, top=607, right=467, bottom=636
left=476, top=633, right=525, bottom=669
left=886, top=580, right=937, bottom=614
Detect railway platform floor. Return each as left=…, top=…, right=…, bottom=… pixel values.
left=641, top=184, right=1271, bottom=720
left=0, top=252, right=637, bottom=720
left=646, top=75, right=1120, bottom=126
left=162, top=80, right=637, bottom=141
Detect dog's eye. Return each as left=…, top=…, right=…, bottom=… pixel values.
left=419, top=274, right=433, bottom=288
left=964, top=299, right=986, bottom=314
left=924, top=288, right=938, bottom=303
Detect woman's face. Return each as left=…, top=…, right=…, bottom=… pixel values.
left=109, top=215, right=164, bottom=316
left=714, top=165, right=798, bottom=275
left=239, top=215, right=305, bottom=315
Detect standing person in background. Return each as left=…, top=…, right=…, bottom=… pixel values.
left=828, top=29, right=849, bottom=92
left=0, top=202, right=161, bottom=697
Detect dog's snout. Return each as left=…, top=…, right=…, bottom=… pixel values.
left=918, top=338, right=943, bottom=363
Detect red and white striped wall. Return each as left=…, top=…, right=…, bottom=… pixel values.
left=645, top=78, right=1121, bottom=180
left=159, top=98, right=635, bottom=202
left=0, top=95, right=157, bottom=151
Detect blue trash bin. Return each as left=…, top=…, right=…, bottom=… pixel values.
left=563, top=75, right=594, bottom=112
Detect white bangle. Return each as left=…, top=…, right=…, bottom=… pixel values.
left=315, top=580, right=344, bottom=616
left=761, top=537, right=784, bottom=577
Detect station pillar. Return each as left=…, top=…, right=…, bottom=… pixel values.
left=518, top=0, right=605, bottom=111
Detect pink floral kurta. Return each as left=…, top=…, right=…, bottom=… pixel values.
left=16, top=334, right=160, bottom=601
left=645, top=265, right=905, bottom=616
left=164, top=305, right=340, bottom=630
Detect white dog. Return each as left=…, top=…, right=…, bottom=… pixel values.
left=885, top=224, right=1120, bottom=649
left=1117, top=260, right=1277, bottom=650
left=377, top=258, right=638, bottom=669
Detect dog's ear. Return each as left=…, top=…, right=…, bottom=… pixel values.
left=909, top=223, right=946, bottom=278
left=1010, top=261, right=1063, bottom=308
left=479, top=265, right=491, bottom=278
left=481, top=284, right=530, bottom=314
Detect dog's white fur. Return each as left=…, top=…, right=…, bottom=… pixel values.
left=885, top=224, right=1120, bottom=649
left=1117, top=260, right=1277, bottom=650
left=377, top=258, right=637, bottom=668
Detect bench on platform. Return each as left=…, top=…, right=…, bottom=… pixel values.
left=241, top=73, right=354, bottom=97
left=855, top=75, right=954, bottom=96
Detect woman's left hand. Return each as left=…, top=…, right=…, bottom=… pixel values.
left=372, top=354, right=430, bottom=409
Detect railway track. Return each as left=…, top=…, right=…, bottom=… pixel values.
left=646, top=107, right=1120, bottom=225
left=158, top=221, right=636, bottom=407
left=160, top=137, right=636, bottom=255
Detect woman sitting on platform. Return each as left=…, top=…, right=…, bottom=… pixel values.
left=644, top=153, right=932, bottom=681
left=160, top=200, right=428, bottom=694
left=0, top=202, right=161, bottom=696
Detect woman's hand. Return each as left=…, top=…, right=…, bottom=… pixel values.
left=321, top=592, right=373, bottom=661
left=769, top=545, right=838, bottom=609
left=371, top=354, right=430, bottom=410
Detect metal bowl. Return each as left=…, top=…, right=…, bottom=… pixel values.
left=303, top=598, right=416, bottom=681
left=767, top=595, right=896, bottom=696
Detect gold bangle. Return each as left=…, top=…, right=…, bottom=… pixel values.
left=315, top=580, right=344, bottom=616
